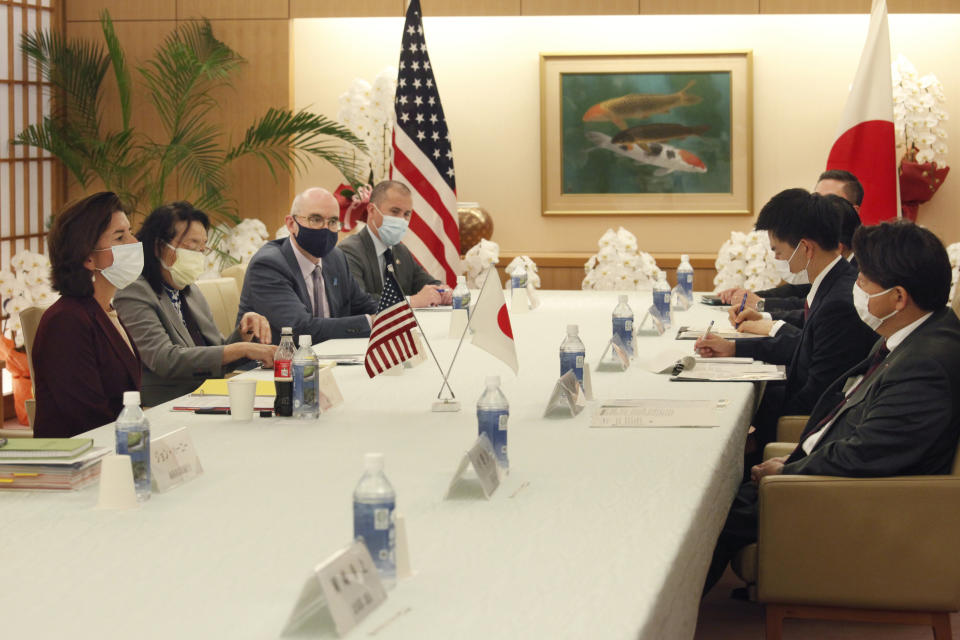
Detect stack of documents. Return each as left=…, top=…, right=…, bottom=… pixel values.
left=671, top=360, right=785, bottom=382
left=173, top=379, right=277, bottom=412
left=591, top=399, right=723, bottom=428
left=675, top=326, right=766, bottom=340
left=0, top=439, right=110, bottom=490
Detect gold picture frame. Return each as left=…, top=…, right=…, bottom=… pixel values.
left=540, top=51, right=753, bottom=216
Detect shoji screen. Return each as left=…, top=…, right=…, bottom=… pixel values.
left=1, top=0, right=62, bottom=270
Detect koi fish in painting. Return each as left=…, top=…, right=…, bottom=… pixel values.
left=585, top=131, right=707, bottom=176
left=582, top=81, right=703, bottom=129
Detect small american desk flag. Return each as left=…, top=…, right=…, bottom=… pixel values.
left=365, top=269, right=420, bottom=378
left=390, top=0, right=459, bottom=286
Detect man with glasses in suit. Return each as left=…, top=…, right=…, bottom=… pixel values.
left=237, top=187, right=377, bottom=344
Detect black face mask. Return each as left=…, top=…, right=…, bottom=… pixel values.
left=294, top=222, right=338, bottom=259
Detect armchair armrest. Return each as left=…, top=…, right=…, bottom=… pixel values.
left=775, top=415, right=808, bottom=443
left=763, top=442, right=795, bottom=460
left=757, top=474, right=960, bottom=611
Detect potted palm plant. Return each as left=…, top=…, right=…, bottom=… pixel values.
left=15, top=10, right=368, bottom=266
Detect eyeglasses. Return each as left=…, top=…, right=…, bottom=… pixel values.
left=167, top=242, right=212, bottom=256
left=294, top=214, right=342, bottom=231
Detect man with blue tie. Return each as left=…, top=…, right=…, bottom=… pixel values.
left=703, top=221, right=960, bottom=595
left=237, top=187, right=377, bottom=344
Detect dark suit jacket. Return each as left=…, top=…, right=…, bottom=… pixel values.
left=758, top=256, right=858, bottom=314
left=115, top=276, right=243, bottom=406
left=33, top=295, right=142, bottom=438
left=237, top=238, right=377, bottom=344
left=784, top=307, right=960, bottom=476
left=736, top=258, right=877, bottom=437
left=338, top=227, right=439, bottom=302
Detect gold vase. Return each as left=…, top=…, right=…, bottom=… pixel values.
left=456, top=202, right=494, bottom=255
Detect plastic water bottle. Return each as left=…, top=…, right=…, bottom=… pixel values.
left=510, top=271, right=527, bottom=291
left=353, top=453, right=396, bottom=588
left=452, top=275, right=471, bottom=311
left=612, top=295, right=634, bottom=355
left=115, top=391, right=151, bottom=502
left=653, top=272, right=672, bottom=327
left=477, top=376, right=509, bottom=471
left=677, top=254, right=695, bottom=300
left=559, top=324, right=586, bottom=387
left=273, top=327, right=296, bottom=417
left=292, top=335, right=319, bottom=419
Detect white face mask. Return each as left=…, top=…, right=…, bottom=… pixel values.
left=163, top=243, right=206, bottom=289
left=772, top=242, right=810, bottom=285
left=95, top=242, right=144, bottom=290
left=852, top=282, right=897, bottom=331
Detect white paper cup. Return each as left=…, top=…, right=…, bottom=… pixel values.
left=96, top=454, right=139, bottom=510
left=228, top=379, right=257, bottom=421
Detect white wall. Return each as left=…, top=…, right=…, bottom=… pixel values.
left=292, top=13, right=960, bottom=254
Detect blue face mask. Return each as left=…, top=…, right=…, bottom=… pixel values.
left=373, top=205, right=409, bottom=247
left=294, top=221, right=338, bottom=259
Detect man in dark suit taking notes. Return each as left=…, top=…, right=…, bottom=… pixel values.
left=703, top=221, right=960, bottom=595
left=237, top=187, right=377, bottom=344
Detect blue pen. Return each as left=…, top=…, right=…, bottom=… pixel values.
left=735, top=293, right=747, bottom=328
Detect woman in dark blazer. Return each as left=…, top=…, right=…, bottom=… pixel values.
left=33, top=192, right=144, bottom=438
left=114, top=202, right=275, bottom=406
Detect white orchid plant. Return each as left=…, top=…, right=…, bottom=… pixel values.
left=713, top=230, right=780, bottom=293
left=1, top=250, right=59, bottom=348
left=338, top=68, right=397, bottom=185
left=464, top=239, right=499, bottom=289
left=892, top=54, right=949, bottom=167
left=582, top=227, right=662, bottom=291
left=202, top=218, right=269, bottom=278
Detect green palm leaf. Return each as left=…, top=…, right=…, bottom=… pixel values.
left=99, top=10, right=132, bottom=130
left=225, top=108, right=369, bottom=185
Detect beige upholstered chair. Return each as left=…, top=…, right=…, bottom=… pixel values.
left=220, top=262, right=246, bottom=295
left=952, top=292, right=960, bottom=320
left=17, top=305, right=48, bottom=432
left=193, top=277, right=240, bottom=338
left=733, top=415, right=960, bottom=640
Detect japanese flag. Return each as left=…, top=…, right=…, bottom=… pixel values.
left=826, top=0, right=899, bottom=224
left=470, top=269, right=519, bottom=373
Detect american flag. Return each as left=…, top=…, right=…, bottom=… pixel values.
left=364, top=268, right=420, bottom=378
left=390, top=0, right=459, bottom=287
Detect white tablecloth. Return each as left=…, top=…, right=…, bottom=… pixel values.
left=0, top=291, right=753, bottom=640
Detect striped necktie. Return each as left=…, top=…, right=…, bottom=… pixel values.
left=312, top=265, right=324, bottom=318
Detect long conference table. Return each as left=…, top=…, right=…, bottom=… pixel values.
left=1, top=290, right=756, bottom=640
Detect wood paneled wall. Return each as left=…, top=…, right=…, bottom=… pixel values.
left=64, top=1, right=293, bottom=233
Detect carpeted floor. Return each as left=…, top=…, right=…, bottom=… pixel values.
left=695, top=566, right=960, bottom=639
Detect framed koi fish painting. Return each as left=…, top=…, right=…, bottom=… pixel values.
left=540, top=51, right=752, bottom=216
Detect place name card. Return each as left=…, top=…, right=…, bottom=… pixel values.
left=317, top=363, right=344, bottom=413
left=282, top=541, right=387, bottom=637
left=543, top=370, right=587, bottom=418
left=445, top=433, right=500, bottom=500
left=635, top=306, right=667, bottom=337
left=150, top=427, right=203, bottom=493
left=596, top=335, right=631, bottom=372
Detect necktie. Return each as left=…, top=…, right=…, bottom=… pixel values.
left=803, top=300, right=810, bottom=322
left=794, top=340, right=890, bottom=455
left=383, top=247, right=395, bottom=286
left=312, top=265, right=324, bottom=318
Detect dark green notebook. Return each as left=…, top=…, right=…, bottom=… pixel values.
left=0, top=438, right=94, bottom=459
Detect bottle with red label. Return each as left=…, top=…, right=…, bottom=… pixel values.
left=273, top=327, right=296, bottom=416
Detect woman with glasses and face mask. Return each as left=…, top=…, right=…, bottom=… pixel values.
left=114, top=202, right=276, bottom=406
left=32, top=192, right=145, bottom=437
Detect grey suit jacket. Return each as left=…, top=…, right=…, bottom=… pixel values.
left=783, top=307, right=960, bottom=477
left=338, top=227, right=440, bottom=302
left=237, top=237, right=377, bottom=344
left=115, top=276, right=241, bottom=406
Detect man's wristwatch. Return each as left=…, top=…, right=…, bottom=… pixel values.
left=756, top=299, right=765, bottom=312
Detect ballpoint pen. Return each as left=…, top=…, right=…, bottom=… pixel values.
left=696, top=320, right=715, bottom=355
left=735, top=293, right=748, bottom=328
